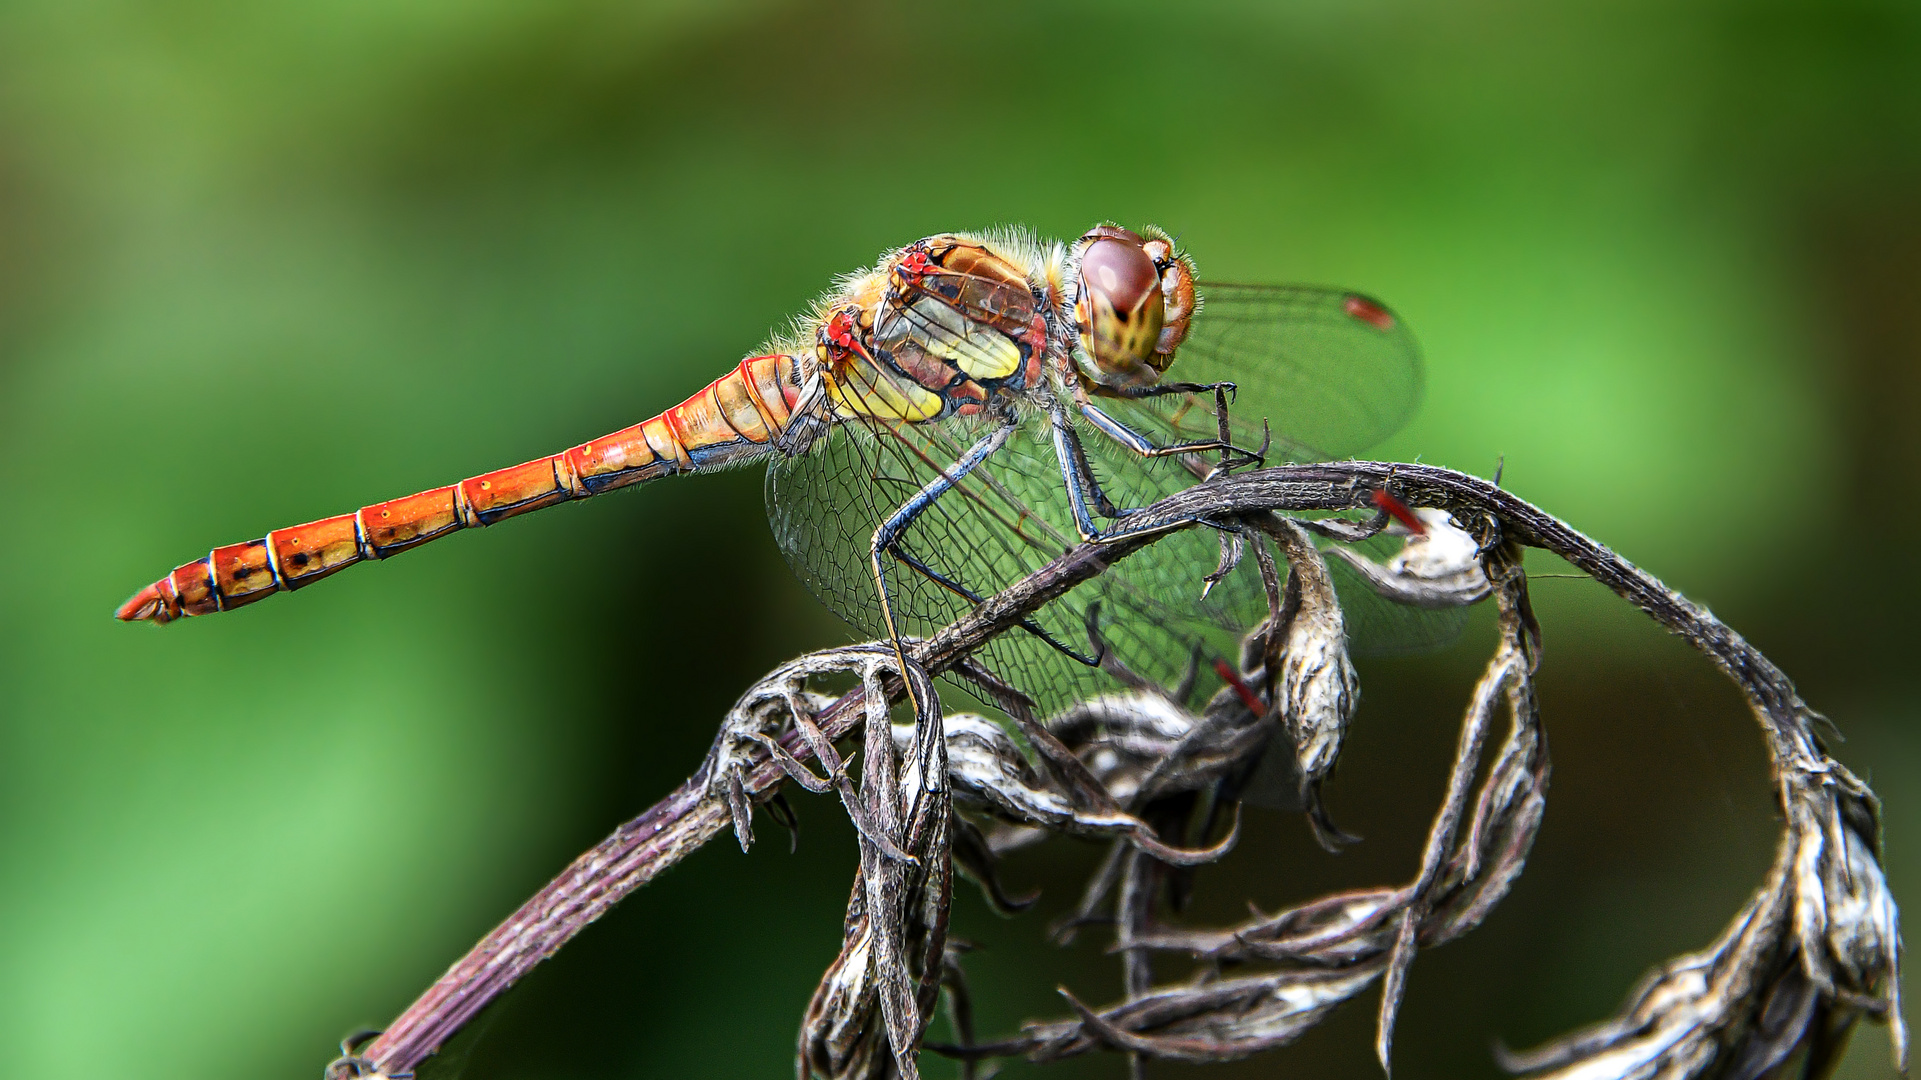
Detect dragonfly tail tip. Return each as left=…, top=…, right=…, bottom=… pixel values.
left=114, top=582, right=172, bottom=624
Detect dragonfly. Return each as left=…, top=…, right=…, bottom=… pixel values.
left=116, top=224, right=1436, bottom=716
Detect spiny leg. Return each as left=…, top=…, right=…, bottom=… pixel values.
left=888, top=544, right=1098, bottom=667
left=1080, top=382, right=1268, bottom=479
left=871, top=430, right=1104, bottom=666
left=867, top=416, right=1107, bottom=668
left=1051, top=405, right=1232, bottom=547
left=868, top=418, right=1021, bottom=705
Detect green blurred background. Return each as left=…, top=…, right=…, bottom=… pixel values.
left=3, top=1, right=1917, bottom=1077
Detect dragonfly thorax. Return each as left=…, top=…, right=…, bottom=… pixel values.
left=811, top=234, right=1053, bottom=425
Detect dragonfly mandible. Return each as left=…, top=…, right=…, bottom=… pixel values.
left=116, top=224, right=1430, bottom=714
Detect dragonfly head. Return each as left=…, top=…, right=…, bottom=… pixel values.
left=1071, top=224, right=1197, bottom=391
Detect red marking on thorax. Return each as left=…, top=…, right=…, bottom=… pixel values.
left=1370, top=489, right=1426, bottom=534
left=896, top=249, right=937, bottom=280
left=1343, top=295, right=1395, bottom=330
left=826, top=311, right=855, bottom=348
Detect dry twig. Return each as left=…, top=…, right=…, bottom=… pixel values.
left=323, top=462, right=1903, bottom=1080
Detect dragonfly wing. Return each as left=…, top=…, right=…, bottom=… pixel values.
left=768, top=283, right=1450, bottom=706
left=1106, top=283, right=1424, bottom=463
left=765, top=411, right=1269, bottom=716
left=1088, top=283, right=1464, bottom=655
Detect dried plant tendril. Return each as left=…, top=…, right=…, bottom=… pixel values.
left=325, top=463, right=1903, bottom=1080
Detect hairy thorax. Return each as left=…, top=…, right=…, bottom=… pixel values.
left=806, top=230, right=1073, bottom=424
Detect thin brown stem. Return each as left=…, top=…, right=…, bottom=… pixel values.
left=336, top=462, right=1892, bottom=1080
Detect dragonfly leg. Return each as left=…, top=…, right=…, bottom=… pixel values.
left=867, top=419, right=1019, bottom=685
left=888, top=545, right=1099, bottom=667
left=1079, top=400, right=1266, bottom=474
left=869, top=417, right=1102, bottom=671
left=1081, top=383, right=1268, bottom=476
left=1051, top=407, right=1161, bottom=540
left=1052, top=405, right=1228, bottom=547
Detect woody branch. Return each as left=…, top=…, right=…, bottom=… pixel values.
left=331, top=462, right=1903, bottom=1080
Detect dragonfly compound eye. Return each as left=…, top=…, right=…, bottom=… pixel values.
left=1075, top=232, right=1166, bottom=388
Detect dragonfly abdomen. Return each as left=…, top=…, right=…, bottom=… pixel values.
left=116, top=354, right=806, bottom=624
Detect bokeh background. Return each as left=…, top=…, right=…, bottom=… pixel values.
left=3, top=1, right=1917, bottom=1077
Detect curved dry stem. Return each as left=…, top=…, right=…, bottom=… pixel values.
left=326, top=462, right=1901, bottom=1080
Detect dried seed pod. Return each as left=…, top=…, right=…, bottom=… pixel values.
left=798, top=654, right=954, bottom=1080
left=1815, top=823, right=1903, bottom=1015
left=1049, top=691, right=1239, bottom=805
left=1500, top=786, right=1905, bottom=1080
left=1790, top=778, right=1906, bottom=1065
left=962, top=965, right=1387, bottom=1064
left=700, top=645, right=884, bottom=852
left=914, top=713, right=1233, bottom=866
left=929, top=714, right=1131, bottom=833
left=800, top=876, right=893, bottom=1079
left=1326, top=507, right=1492, bottom=609
left=1259, top=518, right=1360, bottom=841
left=1393, top=507, right=1484, bottom=579
left=1277, top=618, right=1357, bottom=793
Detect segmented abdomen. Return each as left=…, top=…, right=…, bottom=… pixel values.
left=117, top=354, right=804, bottom=623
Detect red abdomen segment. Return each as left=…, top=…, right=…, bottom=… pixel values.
left=116, top=355, right=804, bottom=624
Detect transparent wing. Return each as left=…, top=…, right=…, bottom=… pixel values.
left=1091, top=282, right=1461, bottom=654
left=766, top=410, right=1269, bottom=717
left=767, top=284, right=1446, bottom=710
left=1106, top=283, right=1425, bottom=463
